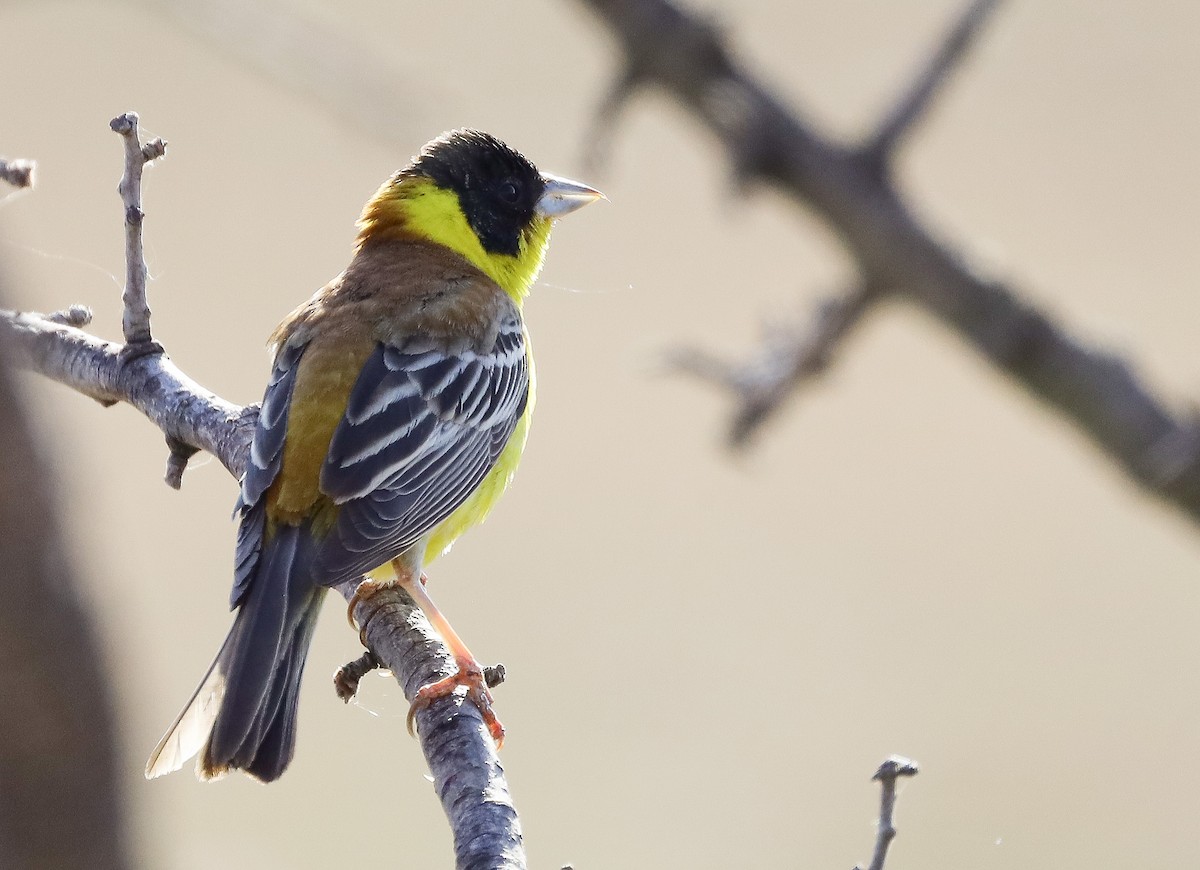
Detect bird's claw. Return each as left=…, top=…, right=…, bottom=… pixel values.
left=346, top=578, right=384, bottom=633
left=347, top=573, right=431, bottom=638
left=406, top=660, right=505, bottom=748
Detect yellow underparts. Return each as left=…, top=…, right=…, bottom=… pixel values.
left=357, top=176, right=552, bottom=307
left=426, top=351, right=535, bottom=563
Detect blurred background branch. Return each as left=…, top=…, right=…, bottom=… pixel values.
left=862, top=0, right=1000, bottom=159
left=577, top=0, right=1200, bottom=524
left=0, top=270, right=131, bottom=867
left=668, top=282, right=876, bottom=444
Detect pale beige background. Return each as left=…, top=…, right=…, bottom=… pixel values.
left=3, top=1, right=1199, bottom=867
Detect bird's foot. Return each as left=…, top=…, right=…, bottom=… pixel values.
left=406, top=656, right=505, bottom=748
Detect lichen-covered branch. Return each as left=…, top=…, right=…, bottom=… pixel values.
left=0, top=115, right=525, bottom=870
left=578, top=0, right=1200, bottom=522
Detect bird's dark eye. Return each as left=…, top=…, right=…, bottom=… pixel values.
left=497, top=180, right=520, bottom=204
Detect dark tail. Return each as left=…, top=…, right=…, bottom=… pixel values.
left=145, top=524, right=325, bottom=782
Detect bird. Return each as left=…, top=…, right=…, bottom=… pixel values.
left=145, top=129, right=603, bottom=782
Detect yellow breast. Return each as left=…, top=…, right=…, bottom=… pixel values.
left=424, top=338, right=536, bottom=562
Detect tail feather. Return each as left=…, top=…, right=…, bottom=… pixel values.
left=146, top=523, right=325, bottom=782
left=205, top=524, right=304, bottom=769
left=242, top=592, right=323, bottom=781
left=144, top=634, right=231, bottom=779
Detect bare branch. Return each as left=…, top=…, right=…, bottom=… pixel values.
left=109, top=112, right=166, bottom=347
left=0, top=158, right=35, bottom=189
left=346, top=586, right=525, bottom=870
left=864, top=0, right=1004, bottom=160
left=577, top=0, right=1200, bottom=524
left=669, top=285, right=875, bottom=447
left=3, top=116, right=525, bottom=868
left=855, top=756, right=919, bottom=870
left=0, top=309, right=255, bottom=471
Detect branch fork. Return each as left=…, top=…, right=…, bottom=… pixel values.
left=0, top=114, right=524, bottom=869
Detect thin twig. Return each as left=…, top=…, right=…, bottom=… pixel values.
left=334, top=650, right=382, bottom=702
left=109, top=112, right=166, bottom=347
left=864, top=0, right=1004, bottom=160
left=855, top=756, right=919, bottom=870
left=669, top=285, right=875, bottom=446
left=0, top=158, right=35, bottom=189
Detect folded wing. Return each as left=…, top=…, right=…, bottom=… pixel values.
left=315, top=311, right=528, bottom=583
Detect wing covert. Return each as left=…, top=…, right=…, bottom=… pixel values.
left=315, top=313, right=528, bottom=583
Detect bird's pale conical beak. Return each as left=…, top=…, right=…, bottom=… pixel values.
left=536, top=173, right=606, bottom=218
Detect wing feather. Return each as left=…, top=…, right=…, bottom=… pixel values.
left=231, top=341, right=304, bottom=607
left=314, top=313, right=528, bottom=584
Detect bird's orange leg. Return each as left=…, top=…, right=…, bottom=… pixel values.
left=348, top=562, right=504, bottom=747
left=395, top=565, right=504, bottom=747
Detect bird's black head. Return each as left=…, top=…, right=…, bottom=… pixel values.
left=407, top=129, right=546, bottom=257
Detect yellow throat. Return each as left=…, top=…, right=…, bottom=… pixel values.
left=356, top=176, right=552, bottom=306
